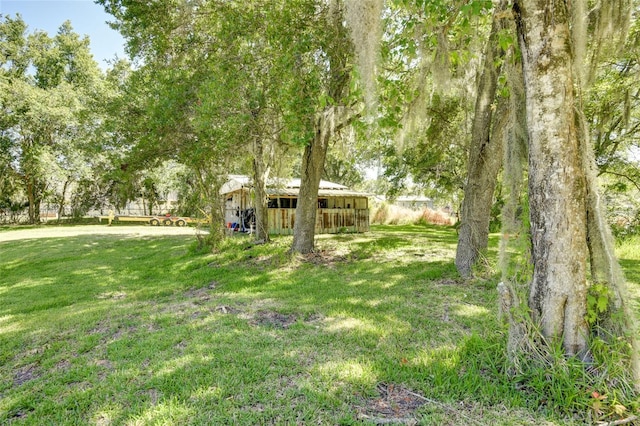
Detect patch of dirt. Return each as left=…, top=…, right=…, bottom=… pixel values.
left=96, top=291, right=127, bottom=300
left=183, top=282, right=219, bottom=303
left=93, top=359, right=113, bottom=369
left=184, top=287, right=213, bottom=301
left=303, top=313, right=325, bottom=323
left=111, top=325, right=137, bottom=340
left=217, top=307, right=323, bottom=332
left=247, top=254, right=286, bottom=270
left=356, top=383, right=428, bottom=425
left=140, top=388, right=161, bottom=405
left=303, top=249, right=348, bottom=268
left=158, top=284, right=227, bottom=320
left=215, top=305, right=242, bottom=314
left=190, top=310, right=205, bottom=319
left=249, top=310, right=297, bottom=329
left=89, top=320, right=112, bottom=335
left=89, top=321, right=138, bottom=344
left=13, top=364, right=40, bottom=386
left=11, top=345, right=48, bottom=366
left=9, top=408, right=32, bottom=420
left=161, top=301, right=200, bottom=317
left=55, top=359, right=71, bottom=371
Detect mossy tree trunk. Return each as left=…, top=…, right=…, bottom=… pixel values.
left=291, top=109, right=333, bottom=254
left=514, top=0, right=590, bottom=357
left=455, top=1, right=508, bottom=278
left=291, top=0, right=355, bottom=255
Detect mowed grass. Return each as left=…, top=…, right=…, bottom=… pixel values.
left=0, top=225, right=638, bottom=425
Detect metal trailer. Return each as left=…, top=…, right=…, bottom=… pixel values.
left=99, top=214, right=191, bottom=226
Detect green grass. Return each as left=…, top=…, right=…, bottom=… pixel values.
left=1, top=224, right=638, bottom=424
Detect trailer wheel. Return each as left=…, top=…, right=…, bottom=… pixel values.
left=150, top=218, right=160, bottom=226
left=162, top=218, right=173, bottom=226
left=175, top=219, right=186, bottom=227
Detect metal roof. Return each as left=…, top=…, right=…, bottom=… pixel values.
left=269, top=188, right=369, bottom=197
left=221, top=175, right=368, bottom=197
left=395, top=195, right=432, bottom=202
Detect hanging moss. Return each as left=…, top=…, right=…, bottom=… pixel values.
left=432, top=29, right=452, bottom=92
left=584, top=0, right=632, bottom=85
left=571, top=0, right=588, bottom=83
left=345, top=0, right=383, bottom=111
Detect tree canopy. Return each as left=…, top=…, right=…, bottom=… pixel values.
left=0, top=15, right=106, bottom=223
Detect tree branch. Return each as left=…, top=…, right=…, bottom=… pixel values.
left=601, top=169, right=640, bottom=192
left=597, top=415, right=638, bottom=426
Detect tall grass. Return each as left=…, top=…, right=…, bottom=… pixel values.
left=370, top=203, right=455, bottom=226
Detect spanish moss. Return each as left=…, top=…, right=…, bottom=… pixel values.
left=584, top=0, right=633, bottom=85
left=345, top=0, right=383, bottom=111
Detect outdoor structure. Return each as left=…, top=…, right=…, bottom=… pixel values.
left=220, top=175, right=370, bottom=235
left=394, top=195, right=433, bottom=210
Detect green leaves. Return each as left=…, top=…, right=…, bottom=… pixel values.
left=498, top=32, right=514, bottom=52
left=0, top=15, right=107, bottom=222
left=460, top=0, right=493, bottom=17
left=586, top=283, right=612, bottom=325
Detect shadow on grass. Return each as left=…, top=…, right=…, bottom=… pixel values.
left=0, top=225, right=562, bottom=424
left=0, top=234, right=208, bottom=346
left=371, top=224, right=459, bottom=244
left=619, top=258, right=640, bottom=288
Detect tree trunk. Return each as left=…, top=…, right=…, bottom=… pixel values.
left=455, top=1, right=508, bottom=278
left=577, top=108, right=640, bottom=389
left=27, top=179, right=37, bottom=224
left=252, top=137, right=271, bottom=243
left=291, top=108, right=333, bottom=254
left=57, top=178, right=70, bottom=221
left=25, top=176, right=42, bottom=225
left=194, top=165, right=226, bottom=250
left=514, top=0, right=589, bottom=357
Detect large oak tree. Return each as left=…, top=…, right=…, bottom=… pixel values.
left=0, top=17, right=103, bottom=223
left=511, top=0, right=639, bottom=387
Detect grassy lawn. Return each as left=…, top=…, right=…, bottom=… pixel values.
left=1, top=224, right=638, bottom=425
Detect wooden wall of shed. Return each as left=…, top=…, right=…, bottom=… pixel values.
left=321, top=197, right=368, bottom=209
left=223, top=192, right=370, bottom=234
left=267, top=208, right=369, bottom=235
